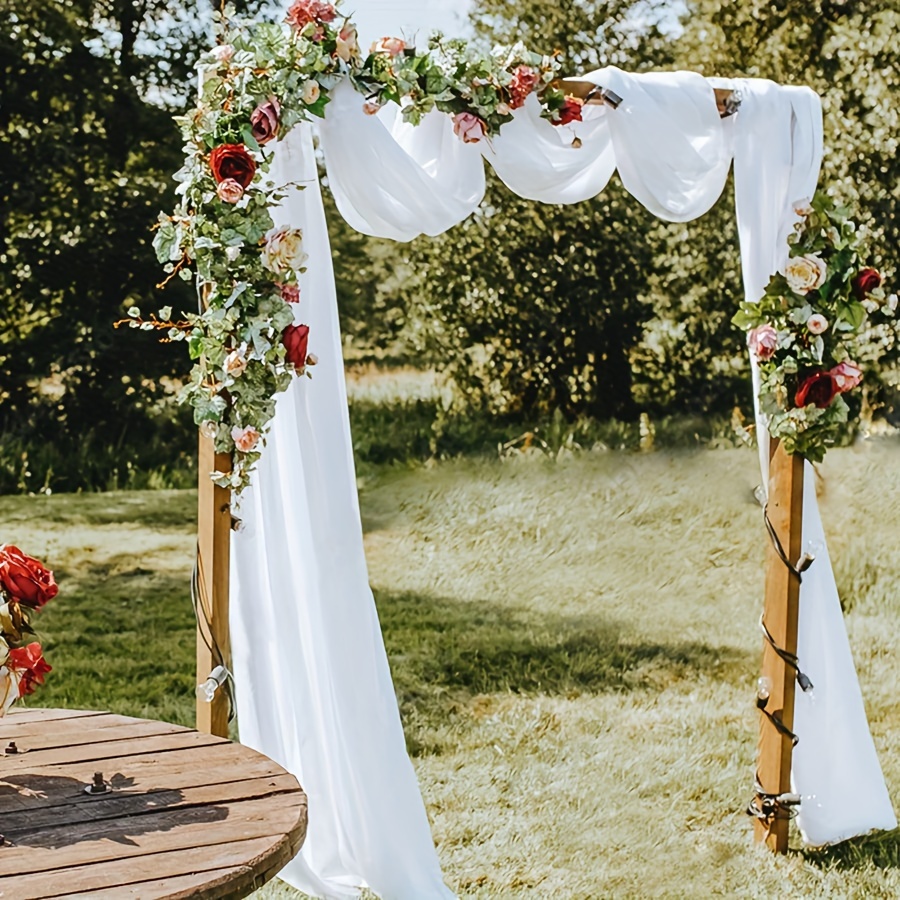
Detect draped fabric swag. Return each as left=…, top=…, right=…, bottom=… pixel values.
left=229, top=67, right=896, bottom=899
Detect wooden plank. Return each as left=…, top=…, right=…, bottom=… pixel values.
left=57, top=865, right=257, bottom=900
left=0, top=708, right=108, bottom=726
left=0, top=717, right=189, bottom=753
left=196, top=432, right=233, bottom=738
left=754, top=441, right=804, bottom=852
left=0, top=793, right=308, bottom=875
left=0, top=729, right=224, bottom=772
left=0, top=836, right=286, bottom=899
left=0, top=773, right=300, bottom=833
left=0, top=740, right=289, bottom=796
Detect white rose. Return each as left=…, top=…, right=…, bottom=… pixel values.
left=793, top=197, right=814, bottom=217
left=784, top=253, right=827, bottom=294
left=226, top=245, right=242, bottom=262
left=262, top=226, right=309, bottom=275
left=301, top=80, right=321, bottom=105
left=806, top=314, right=828, bottom=335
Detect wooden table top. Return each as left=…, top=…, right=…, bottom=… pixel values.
left=0, top=708, right=308, bottom=900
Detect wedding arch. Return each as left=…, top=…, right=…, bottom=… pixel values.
left=137, top=3, right=897, bottom=896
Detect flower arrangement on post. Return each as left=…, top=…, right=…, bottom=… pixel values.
left=733, top=192, right=897, bottom=461
left=135, top=1, right=593, bottom=492
left=0, top=546, right=56, bottom=716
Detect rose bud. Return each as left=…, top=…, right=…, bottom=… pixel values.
left=216, top=178, right=245, bottom=204
left=853, top=267, right=882, bottom=301
left=250, top=97, right=281, bottom=146
left=283, top=324, right=310, bottom=369
left=806, top=313, right=829, bottom=335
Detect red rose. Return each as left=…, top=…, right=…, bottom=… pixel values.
left=795, top=371, right=838, bottom=409
left=283, top=324, right=310, bottom=369
left=554, top=96, right=584, bottom=127
left=0, top=545, right=58, bottom=608
left=853, top=267, right=882, bottom=301
left=250, top=97, right=281, bottom=146
left=7, top=643, right=51, bottom=697
left=209, top=144, right=257, bottom=188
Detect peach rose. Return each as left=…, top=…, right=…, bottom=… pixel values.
left=301, top=80, right=320, bottom=105
left=231, top=425, right=261, bottom=453
left=372, top=36, right=405, bottom=57
left=224, top=347, right=248, bottom=378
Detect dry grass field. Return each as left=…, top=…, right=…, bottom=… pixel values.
left=3, top=437, right=899, bottom=898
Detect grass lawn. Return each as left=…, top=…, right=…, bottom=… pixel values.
left=3, top=440, right=899, bottom=897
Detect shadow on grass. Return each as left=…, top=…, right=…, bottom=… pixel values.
left=802, top=829, right=900, bottom=872
left=376, top=590, right=751, bottom=752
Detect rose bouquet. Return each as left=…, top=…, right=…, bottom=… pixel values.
left=733, top=192, right=897, bottom=461
left=0, top=546, right=56, bottom=716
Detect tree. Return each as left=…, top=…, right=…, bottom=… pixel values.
left=399, top=0, right=678, bottom=420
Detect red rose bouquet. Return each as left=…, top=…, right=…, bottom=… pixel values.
left=0, top=545, right=56, bottom=715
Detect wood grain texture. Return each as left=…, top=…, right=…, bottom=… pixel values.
left=754, top=442, right=805, bottom=852
left=0, top=710, right=307, bottom=899
left=196, top=433, right=233, bottom=738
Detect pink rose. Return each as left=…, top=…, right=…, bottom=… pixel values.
left=250, top=97, right=280, bottom=146
left=806, top=314, right=828, bottom=335
left=216, top=178, right=244, bottom=204
left=748, top=324, right=778, bottom=361
left=279, top=283, right=301, bottom=304
left=830, top=361, right=863, bottom=393
left=453, top=112, right=486, bottom=144
left=231, top=425, right=260, bottom=453
left=371, top=36, right=405, bottom=57
left=508, top=65, right=539, bottom=110
left=285, top=0, right=336, bottom=30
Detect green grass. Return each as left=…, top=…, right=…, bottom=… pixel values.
left=3, top=440, right=900, bottom=897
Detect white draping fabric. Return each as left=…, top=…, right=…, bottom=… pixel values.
left=230, top=70, right=895, bottom=900
left=230, top=124, right=455, bottom=900
left=729, top=79, right=896, bottom=845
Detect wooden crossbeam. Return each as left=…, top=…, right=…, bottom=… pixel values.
left=560, top=79, right=740, bottom=118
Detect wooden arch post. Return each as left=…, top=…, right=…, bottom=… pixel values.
left=196, top=434, right=232, bottom=737
left=754, top=441, right=805, bottom=851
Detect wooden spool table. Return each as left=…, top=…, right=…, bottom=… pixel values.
left=0, top=708, right=308, bottom=899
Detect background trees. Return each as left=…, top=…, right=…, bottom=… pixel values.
left=1, top=0, right=897, bottom=491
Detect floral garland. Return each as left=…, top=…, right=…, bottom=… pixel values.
left=733, top=192, right=897, bottom=462
left=137, top=0, right=587, bottom=492
left=0, top=546, right=56, bottom=716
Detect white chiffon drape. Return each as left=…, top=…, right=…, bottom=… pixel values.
left=231, top=69, right=894, bottom=899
